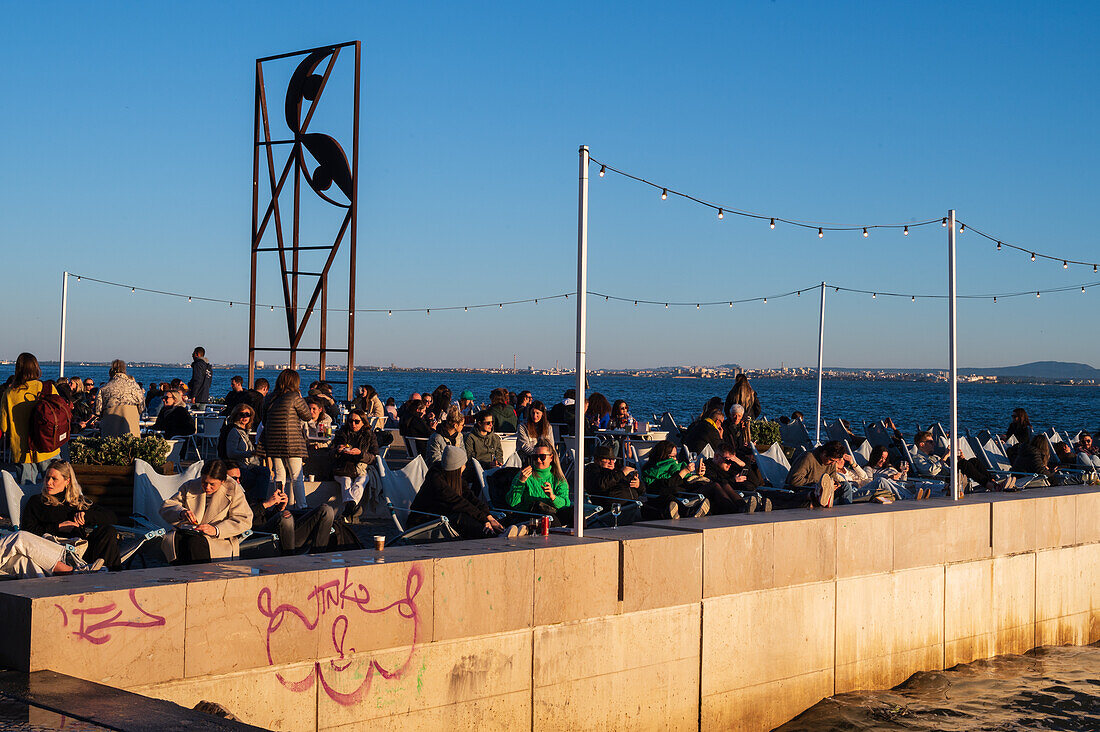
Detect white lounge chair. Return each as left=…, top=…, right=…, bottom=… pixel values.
left=132, top=459, right=205, bottom=531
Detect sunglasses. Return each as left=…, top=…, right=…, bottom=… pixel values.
left=239, top=412, right=253, bottom=418
left=534, top=453, right=553, bottom=461
left=350, top=418, right=364, bottom=424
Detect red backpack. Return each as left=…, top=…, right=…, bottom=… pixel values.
left=31, top=381, right=73, bottom=454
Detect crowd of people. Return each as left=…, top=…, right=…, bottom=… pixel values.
left=1, top=351, right=1097, bottom=577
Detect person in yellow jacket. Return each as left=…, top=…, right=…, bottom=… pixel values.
left=0, top=353, right=60, bottom=484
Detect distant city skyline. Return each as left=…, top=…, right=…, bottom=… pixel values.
left=2, top=2, right=1098, bottom=370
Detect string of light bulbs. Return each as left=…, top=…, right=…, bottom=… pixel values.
left=954, top=220, right=1100, bottom=272
left=589, top=157, right=943, bottom=235
left=590, top=158, right=1100, bottom=270
left=68, top=271, right=1099, bottom=318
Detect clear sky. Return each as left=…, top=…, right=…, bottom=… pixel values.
left=2, top=1, right=1098, bottom=371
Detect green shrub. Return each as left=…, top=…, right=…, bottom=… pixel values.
left=69, top=435, right=171, bottom=467
left=750, top=419, right=782, bottom=447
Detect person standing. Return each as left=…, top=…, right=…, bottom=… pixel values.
left=261, top=369, right=311, bottom=508
left=0, top=353, right=61, bottom=483
left=94, top=360, right=145, bottom=437
left=189, top=347, right=212, bottom=406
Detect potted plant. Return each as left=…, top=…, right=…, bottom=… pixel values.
left=750, top=420, right=782, bottom=450
left=69, top=435, right=173, bottom=517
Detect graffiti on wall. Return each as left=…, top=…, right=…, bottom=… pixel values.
left=257, top=564, right=424, bottom=705
left=55, top=589, right=167, bottom=645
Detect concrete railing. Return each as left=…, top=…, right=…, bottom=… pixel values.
left=0, top=485, right=1097, bottom=731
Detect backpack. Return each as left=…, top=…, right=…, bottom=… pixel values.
left=31, top=381, right=73, bottom=454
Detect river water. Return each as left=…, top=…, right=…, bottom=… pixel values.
left=45, top=365, right=1100, bottom=436
left=776, top=644, right=1100, bottom=732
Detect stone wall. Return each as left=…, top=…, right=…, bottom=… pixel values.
left=0, top=486, right=1097, bottom=731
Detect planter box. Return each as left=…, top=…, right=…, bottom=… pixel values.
left=72, top=462, right=176, bottom=519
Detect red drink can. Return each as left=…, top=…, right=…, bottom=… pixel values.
left=539, top=516, right=550, bottom=536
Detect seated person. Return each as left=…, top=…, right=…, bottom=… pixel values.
left=584, top=445, right=644, bottom=523
left=464, top=410, right=503, bottom=469
left=0, top=529, right=102, bottom=576
left=152, top=389, right=195, bottom=439
left=547, top=389, right=577, bottom=434
left=305, top=397, right=333, bottom=439
left=427, top=406, right=465, bottom=467
left=457, top=390, right=479, bottom=418
left=226, top=462, right=334, bottom=555
left=384, top=397, right=399, bottom=427
left=864, top=445, right=926, bottom=500
left=331, top=409, right=379, bottom=518
left=21, top=460, right=122, bottom=571
left=786, top=441, right=847, bottom=507
left=913, top=431, right=1012, bottom=492
left=605, top=400, right=638, bottom=432
left=1010, top=434, right=1061, bottom=486
left=399, top=399, right=433, bottom=452
left=1076, top=432, right=1099, bottom=457
left=683, top=408, right=725, bottom=455
left=308, top=381, right=341, bottom=424
left=218, top=403, right=270, bottom=503
left=832, top=453, right=895, bottom=504
left=705, top=442, right=765, bottom=493
left=724, top=404, right=752, bottom=451
left=221, top=375, right=248, bottom=415
left=159, top=460, right=254, bottom=565
left=640, top=440, right=711, bottom=519
left=409, top=446, right=520, bottom=539
left=507, top=440, right=572, bottom=525
left=516, top=400, right=553, bottom=459
left=487, top=388, right=518, bottom=434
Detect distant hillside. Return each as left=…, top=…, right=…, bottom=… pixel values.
left=962, top=361, right=1100, bottom=379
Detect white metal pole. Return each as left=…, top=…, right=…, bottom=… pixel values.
left=948, top=210, right=959, bottom=500
left=815, top=281, right=826, bottom=444
left=59, top=271, right=69, bottom=378
left=574, top=146, right=590, bottom=536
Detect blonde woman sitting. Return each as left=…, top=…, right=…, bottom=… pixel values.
left=22, top=460, right=122, bottom=571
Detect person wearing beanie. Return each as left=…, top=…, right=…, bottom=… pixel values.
left=409, top=446, right=523, bottom=539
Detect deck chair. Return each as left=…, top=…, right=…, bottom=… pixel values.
left=969, top=437, right=1043, bottom=488
left=752, top=443, right=794, bottom=490
left=402, top=436, right=429, bottom=459
left=379, top=456, right=460, bottom=544
left=198, top=416, right=225, bottom=460
left=132, top=459, right=205, bottom=531
left=779, top=419, right=814, bottom=451
left=853, top=440, right=873, bottom=467
left=1039, top=434, right=1088, bottom=484
left=658, top=412, right=680, bottom=437
left=499, top=435, right=518, bottom=462
left=824, top=419, right=852, bottom=444
left=864, top=420, right=894, bottom=448
left=931, top=423, right=951, bottom=452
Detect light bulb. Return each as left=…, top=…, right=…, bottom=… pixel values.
left=769, top=218, right=775, bottom=229
left=834, top=287, right=839, bottom=292
left=912, top=296, right=916, bottom=302
left=763, top=298, right=767, bottom=304
left=1083, top=287, right=1087, bottom=293
left=464, top=306, right=468, bottom=311
left=872, top=292, right=877, bottom=299
left=270, top=305, right=274, bottom=311
left=188, top=297, right=192, bottom=303
left=904, top=226, right=909, bottom=236
left=387, top=310, right=391, bottom=316
left=76, top=276, right=81, bottom=281
left=229, top=302, right=233, bottom=308
left=534, top=299, right=538, bottom=304
left=796, top=291, right=801, bottom=297
left=1036, top=292, right=1040, bottom=298
left=1095, top=265, right=1098, bottom=273
left=427, top=309, right=430, bottom=314
left=1063, top=261, right=1068, bottom=269
left=942, top=218, right=947, bottom=227
left=818, top=228, right=824, bottom=238
left=728, top=302, right=732, bottom=307
left=131, top=287, right=135, bottom=293
left=664, top=303, right=668, bottom=309
left=696, top=304, right=700, bottom=309
left=661, top=188, right=667, bottom=200
left=1031, top=252, right=1036, bottom=261
left=959, top=223, right=965, bottom=233
left=863, top=228, right=869, bottom=238
left=717, top=208, right=724, bottom=220
left=604, top=295, right=608, bottom=301
left=599, top=165, right=606, bottom=177
left=993, top=297, right=997, bottom=303
left=634, top=301, right=638, bottom=306
left=499, top=303, right=503, bottom=308
left=997, top=241, right=1002, bottom=251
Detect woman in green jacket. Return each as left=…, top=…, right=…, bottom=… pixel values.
left=641, top=440, right=711, bottom=519
left=507, top=439, right=572, bottom=525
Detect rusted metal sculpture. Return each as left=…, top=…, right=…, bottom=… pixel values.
left=249, top=41, right=360, bottom=398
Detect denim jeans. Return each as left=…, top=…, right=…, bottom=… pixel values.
left=20, top=459, right=54, bottom=485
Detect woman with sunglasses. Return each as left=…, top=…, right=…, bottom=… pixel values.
left=331, top=408, right=379, bottom=519
left=152, top=389, right=195, bottom=439
left=507, top=439, right=572, bottom=525
left=218, top=403, right=270, bottom=503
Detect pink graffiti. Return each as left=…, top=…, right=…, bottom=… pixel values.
left=257, top=564, right=423, bottom=705
left=55, top=589, right=167, bottom=645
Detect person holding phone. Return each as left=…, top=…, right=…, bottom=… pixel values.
left=160, top=460, right=253, bottom=565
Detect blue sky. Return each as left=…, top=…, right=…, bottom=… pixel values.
left=2, top=1, right=1098, bottom=370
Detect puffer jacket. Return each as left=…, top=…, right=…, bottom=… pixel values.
left=261, top=391, right=310, bottom=458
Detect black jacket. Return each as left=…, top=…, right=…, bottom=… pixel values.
left=583, top=463, right=643, bottom=501
left=399, top=411, right=432, bottom=439
left=331, top=426, right=378, bottom=478
left=189, top=358, right=212, bottom=404
left=408, top=467, right=491, bottom=527
left=683, top=419, right=723, bottom=454
left=548, top=402, right=576, bottom=435
left=153, top=404, right=195, bottom=439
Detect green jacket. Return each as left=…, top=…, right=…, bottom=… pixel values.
left=642, top=458, right=689, bottom=484
left=507, top=466, right=571, bottom=511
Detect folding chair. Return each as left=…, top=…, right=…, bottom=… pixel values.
left=779, top=419, right=815, bottom=451
left=968, top=437, right=1044, bottom=488
left=379, top=456, right=461, bottom=544
left=402, top=436, right=429, bottom=459
left=752, top=442, right=796, bottom=491
left=864, top=420, right=894, bottom=448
